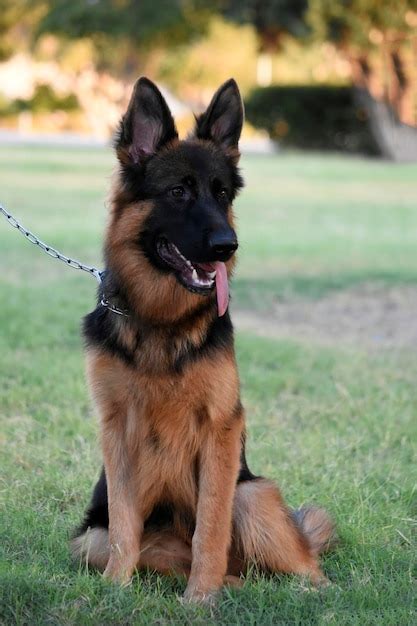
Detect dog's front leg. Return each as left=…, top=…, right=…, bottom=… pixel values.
left=101, top=429, right=143, bottom=585
left=184, top=418, right=242, bottom=604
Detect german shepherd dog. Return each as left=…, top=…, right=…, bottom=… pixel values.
left=72, top=77, right=334, bottom=603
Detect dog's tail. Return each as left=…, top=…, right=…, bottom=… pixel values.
left=71, top=526, right=110, bottom=571
left=292, top=505, right=336, bottom=556
left=71, top=467, right=110, bottom=571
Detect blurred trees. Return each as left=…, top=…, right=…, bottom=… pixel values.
left=0, top=0, right=212, bottom=77
left=307, top=1, right=417, bottom=124
left=211, top=0, right=309, bottom=85
left=0, top=0, right=416, bottom=129
left=39, top=0, right=207, bottom=44
left=158, top=17, right=258, bottom=100
left=215, top=0, right=309, bottom=50
left=35, top=0, right=211, bottom=77
left=0, top=0, right=44, bottom=60
left=213, top=1, right=417, bottom=123
left=0, top=1, right=23, bottom=60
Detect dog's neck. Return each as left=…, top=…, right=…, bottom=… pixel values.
left=100, top=268, right=217, bottom=327
left=99, top=270, right=131, bottom=318
left=91, top=268, right=232, bottom=375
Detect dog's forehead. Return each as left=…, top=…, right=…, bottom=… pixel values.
left=149, top=141, right=231, bottom=183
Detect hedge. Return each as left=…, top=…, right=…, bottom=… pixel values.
left=244, top=85, right=381, bottom=155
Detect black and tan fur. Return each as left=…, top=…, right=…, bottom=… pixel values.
left=72, top=77, right=334, bottom=603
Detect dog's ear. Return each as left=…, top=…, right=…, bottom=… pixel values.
left=194, top=79, right=244, bottom=150
left=115, top=77, right=178, bottom=164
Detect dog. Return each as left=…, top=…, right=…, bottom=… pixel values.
left=71, top=77, right=334, bottom=603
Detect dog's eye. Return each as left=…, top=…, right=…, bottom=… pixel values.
left=218, top=188, right=228, bottom=200
left=171, top=186, right=185, bottom=199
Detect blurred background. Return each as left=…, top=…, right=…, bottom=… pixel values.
left=1, top=0, right=417, bottom=159
left=1, top=4, right=417, bottom=623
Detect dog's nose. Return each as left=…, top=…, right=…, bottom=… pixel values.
left=207, top=231, right=238, bottom=261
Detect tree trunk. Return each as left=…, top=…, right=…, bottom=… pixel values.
left=390, top=48, right=414, bottom=125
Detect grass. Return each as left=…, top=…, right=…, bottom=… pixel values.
left=1, top=145, right=416, bottom=625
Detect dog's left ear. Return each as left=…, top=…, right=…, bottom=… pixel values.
left=194, top=79, right=244, bottom=150
left=116, top=77, right=178, bottom=164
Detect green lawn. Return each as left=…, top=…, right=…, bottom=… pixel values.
left=1, top=145, right=416, bottom=625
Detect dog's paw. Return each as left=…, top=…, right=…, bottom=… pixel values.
left=103, top=562, right=133, bottom=587
left=299, top=573, right=332, bottom=593
left=182, top=585, right=218, bottom=606
left=310, top=571, right=331, bottom=588
left=224, top=574, right=244, bottom=588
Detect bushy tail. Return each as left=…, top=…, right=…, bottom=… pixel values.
left=292, top=505, right=336, bottom=556
left=71, top=527, right=110, bottom=571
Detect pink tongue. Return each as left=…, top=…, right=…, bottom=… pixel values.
left=214, top=262, right=229, bottom=317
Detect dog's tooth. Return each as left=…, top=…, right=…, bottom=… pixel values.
left=192, top=269, right=198, bottom=282
left=172, top=244, right=185, bottom=261
left=207, top=271, right=216, bottom=279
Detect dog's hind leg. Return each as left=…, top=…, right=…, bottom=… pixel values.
left=71, top=527, right=190, bottom=574
left=232, top=478, right=333, bottom=585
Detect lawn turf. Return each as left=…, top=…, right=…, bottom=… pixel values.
left=0, top=145, right=416, bottom=625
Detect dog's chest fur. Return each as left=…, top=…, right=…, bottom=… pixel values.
left=86, top=339, right=240, bottom=517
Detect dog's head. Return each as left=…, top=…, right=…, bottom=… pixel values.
left=106, top=77, right=244, bottom=323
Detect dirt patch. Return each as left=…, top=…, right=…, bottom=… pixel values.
left=232, top=285, right=417, bottom=349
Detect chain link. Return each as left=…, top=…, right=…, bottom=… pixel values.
left=1, top=203, right=130, bottom=316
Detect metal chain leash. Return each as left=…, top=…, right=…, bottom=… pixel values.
left=0, top=203, right=103, bottom=282
left=0, top=203, right=129, bottom=316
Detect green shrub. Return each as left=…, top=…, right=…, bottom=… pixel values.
left=245, top=85, right=380, bottom=155
left=28, top=83, right=80, bottom=113
left=0, top=92, right=24, bottom=116
left=0, top=83, right=80, bottom=117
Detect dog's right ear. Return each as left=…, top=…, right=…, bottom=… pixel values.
left=115, top=77, right=178, bottom=165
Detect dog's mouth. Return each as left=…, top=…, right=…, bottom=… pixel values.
left=156, top=237, right=229, bottom=316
